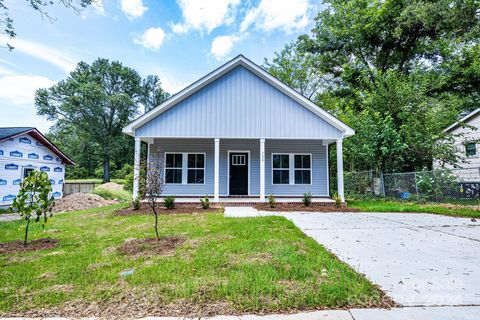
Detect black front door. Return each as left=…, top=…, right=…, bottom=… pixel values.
left=229, top=152, right=248, bottom=195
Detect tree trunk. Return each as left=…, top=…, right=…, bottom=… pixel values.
left=24, top=218, right=30, bottom=246
left=103, top=157, right=110, bottom=183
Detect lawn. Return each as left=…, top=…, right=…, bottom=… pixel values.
left=349, top=199, right=480, bottom=218
left=0, top=204, right=389, bottom=317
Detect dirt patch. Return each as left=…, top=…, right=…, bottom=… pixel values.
left=0, top=238, right=58, bottom=254
left=53, top=193, right=117, bottom=213
left=255, top=203, right=360, bottom=212
left=119, top=236, right=186, bottom=257
left=98, top=182, right=123, bottom=191
left=115, top=203, right=221, bottom=216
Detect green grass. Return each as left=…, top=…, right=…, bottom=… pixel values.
left=349, top=199, right=480, bottom=218
left=65, top=178, right=126, bottom=185
left=0, top=204, right=386, bottom=316
left=91, top=186, right=132, bottom=202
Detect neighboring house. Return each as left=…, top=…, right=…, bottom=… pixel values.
left=123, top=55, right=354, bottom=202
left=0, top=127, right=75, bottom=206
left=435, top=108, right=480, bottom=170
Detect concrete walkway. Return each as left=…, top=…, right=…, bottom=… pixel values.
left=224, top=207, right=480, bottom=312
left=0, top=213, right=21, bottom=222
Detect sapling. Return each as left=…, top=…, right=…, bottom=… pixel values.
left=10, top=171, right=55, bottom=245
left=142, top=160, right=165, bottom=240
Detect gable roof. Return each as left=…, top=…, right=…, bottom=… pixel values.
left=0, top=127, right=75, bottom=165
left=123, top=55, right=354, bottom=138
left=444, top=108, right=480, bottom=133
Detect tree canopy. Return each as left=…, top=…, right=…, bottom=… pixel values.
left=266, top=0, right=480, bottom=172
left=36, top=58, right=169, bottom=182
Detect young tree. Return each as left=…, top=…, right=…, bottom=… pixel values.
left=142, top=160, right=165, bottom=240
left=10, top=171, right=55, bottom=245
left=35, top=58, right=143, bottom=183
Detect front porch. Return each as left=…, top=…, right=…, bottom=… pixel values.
left=146, top=196, right=336, bottom=206
left=132, top=137, right=346, bottom=203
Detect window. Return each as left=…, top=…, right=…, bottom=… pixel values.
left=187, top=154, right=205, bottom=184
left=272, top=154, right=290, bottom=184
left=165, top=153, right=183, bottom=184
left=232, top=154, right=246, bottom=166
left=294, top=155, right=311, bottom=184
left=23, top=168, right=34, bottom=178
left=272, top=154, right=312, bottom=185
left=165, top=153, right=205, bottom=184
left=466, top=143, right=476, bottom=157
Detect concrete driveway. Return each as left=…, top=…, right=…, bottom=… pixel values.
left=279, top=212, right=480, bottom=306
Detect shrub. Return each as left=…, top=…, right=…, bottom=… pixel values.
left=163, top=196, right=175, bottom=210
left=200, top=195, right=210, bottom=209
left=132, top=196, right=141, bottom=210
left=65, top=166, right=89, bottom=180
left=124, top=172, right=134, bottom=192
left=112, top=163, right=133, bottom=179
left=302, top=192, right=312, bottom=207
left=268, top=194, right=276, bottom=208
left=332, top=193, right=342, bottom=208
left=92, top=187, right=132, bottom=202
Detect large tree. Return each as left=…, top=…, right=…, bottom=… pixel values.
left=266, top=0, right=480, bottom=172
left=36, top=58, right=143, bottom=182
left=1, top=0, right=92, bottom=50
left=140, top=75, right=171, bottom=113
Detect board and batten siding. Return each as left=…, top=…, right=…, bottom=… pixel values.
left=136, top=66, right=343, bottom=139
left=150, top=138, right=328, bottom=197
left=0, top=134, right=65, bottom=205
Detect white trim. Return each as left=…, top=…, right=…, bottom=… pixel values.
left=271, top=153, right=313, bottom=185
left=132, top=137, right=141, bottom=199
left=132, top=136, right=344, bottom=140
left=214, top=138, right=220, bottom=202
left=123, top=55, right=354, bottom=137
left=325, top=144, right=330, bottom=196
left=227, top=150, right=251, bottom=196
left=444, top=108, right=480, bottom=133
left=336, top=140, right=344, bottom=202
left=164, top=152, right=206, bottom=185
left=259, top=138, right=265, bottom=202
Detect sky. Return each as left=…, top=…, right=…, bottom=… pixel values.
left=0, top=0, right=321, bottom=132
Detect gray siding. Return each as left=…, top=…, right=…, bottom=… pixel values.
left=150, top=138, right=328, bottom=197
left=265, top=140, right=329, bottom=196
left=136, top=66, right=343, bottom=139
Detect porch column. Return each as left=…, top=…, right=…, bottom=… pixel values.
left=133, top=137, right=141, bottom=199
left=336, top=139, right=345, bottom=202
left=259, top=138, right=265, bottom=202
left=214, top=138, right=220, bottom=202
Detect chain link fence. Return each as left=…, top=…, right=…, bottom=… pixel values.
left=345, top=167, right=480, bottom=204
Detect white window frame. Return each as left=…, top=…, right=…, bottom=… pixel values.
left=465, top=142, right=477, bottom=157
left=164, top=152, right=206, bottom=185
left=271, top=153, right=312, bottom=185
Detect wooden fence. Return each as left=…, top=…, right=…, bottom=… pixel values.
left=63, top=182, right=100, bottom=195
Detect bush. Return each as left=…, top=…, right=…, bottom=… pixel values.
left=302, top=192, right=312, bottom=207
left=163, top=196, right=175, bottom=210
left=333, top=193, right=342, bottom=208
left=268, top=194, right=276, bottom=208
left=112, top=163, right=133, bottom=179
left=200, top=195, right=210, bottom=209
left=65, top=166, right=89, bottom=180
left=132, top=196, right=141, bottom=210
left=92, top=186, right=132, bottom=202
left=124, top=172, right=134, bottom=192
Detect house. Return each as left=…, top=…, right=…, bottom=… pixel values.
left=123, top=55, right=354, bottom=203
left=0, top=127, right=75, bottom=206
left=435, top=108, right=480, bottom=170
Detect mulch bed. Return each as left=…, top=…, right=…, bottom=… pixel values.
left=119, top=236, right=186, bottom=257
left=114, top=203, right=221, bottom=216
left=255, top=204, right=360, bottom=212
left=0, top=238, right=58, bottom=254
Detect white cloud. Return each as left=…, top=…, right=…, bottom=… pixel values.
left=210, top=35, right=240, bottom=60
left=121, top=0, right=148, bottom=20
left=170, top=0, right=240, bottom=34
left=240, top=0, right=313, bottom=34
left=0, top=75, right=56, bottom=105
left=0, top=36, right=76, bottom=73
left=134, top=27, right=166, bottom=50
left=92, top=0, right=105, bottom=15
